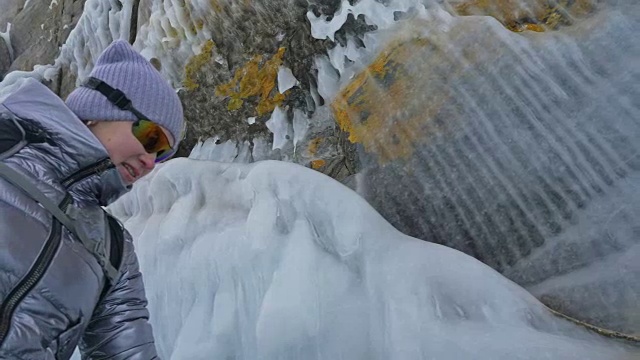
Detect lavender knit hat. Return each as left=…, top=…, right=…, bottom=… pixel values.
left=66, top=40, right=184, bottom=147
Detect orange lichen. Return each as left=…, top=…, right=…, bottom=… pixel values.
left=523, top=23, right=546, bottom=32
left=311, top=160, right=326, bottom=169
left=331, top=38, right=449, bottom=163
left=183, top=40, right=216, bottom=91
left=215, top=48, right=288, bottom=115
left=451, top=0, right=598, bottom=32
left=308, top=138, right=322, bottom=156
left=453, top=0, right=547, bottom=24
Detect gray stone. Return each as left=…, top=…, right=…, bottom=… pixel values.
left=0, top=35, right=10, bottom=80
left=0, top=0, right=25, bottom=33
left=173, top=0, right=334, bottom=158
left=57, top=65, right=77, bottom=99
left=9, top=0, right=86, bottom=73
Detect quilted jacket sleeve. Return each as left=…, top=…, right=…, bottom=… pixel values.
left=79, top=229, right=159, bottom=359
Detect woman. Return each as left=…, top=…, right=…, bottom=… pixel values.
left=0, top=40, right=183, bottom=359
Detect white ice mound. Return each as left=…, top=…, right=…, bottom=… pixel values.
left=109, top=158, right=638, bottom=360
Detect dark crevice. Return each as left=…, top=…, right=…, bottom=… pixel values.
left=129, top=0, right=140, bottom=44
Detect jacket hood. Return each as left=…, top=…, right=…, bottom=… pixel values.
left=1, top=78, right=130, bottom=205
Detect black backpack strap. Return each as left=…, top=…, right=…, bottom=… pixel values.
left=0, top=113, right=49, bottom=161
left=106, top=213, right=124, bottom=274
left=99, top=213, right=125, bottom=299
left=107, top=214, right=124, bottom=269
left=0, top=117, right=28, bottom=161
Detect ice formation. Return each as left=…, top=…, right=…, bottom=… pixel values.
left=265, top=106, right=291, bottom=151
left=0, top=23, right=13, bottom=60
left=101, top=154, right=639, bottom=359
left=0, top=65, right=58, bottom=101
left=306, top=0, right=426, bottom=42
left=0, top=0, right=136, bottom=98
left=292, top=109, right=309, bottom=148
left=277, top=66, right=298, bottom=94
left=0, top=0, right=196, bottom=94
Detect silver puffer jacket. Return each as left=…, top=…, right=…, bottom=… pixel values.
left=0, top=79, right=158, bottom=359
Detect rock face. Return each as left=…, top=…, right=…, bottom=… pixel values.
left=331, top=9, right=640, bottom=334
left=164, top=0, right=639, bottom=335
left=9, top=0, right=84, bottom=73
left=1, top=0, right=639, bottom=337
left=0, top=35, right=10, bottom=80
left=0, top=0, right=25, bottom=33
left=134, top=0, right=339, bottom=160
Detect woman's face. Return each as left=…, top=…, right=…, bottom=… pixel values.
left=88, top=121, right=174, bottom=185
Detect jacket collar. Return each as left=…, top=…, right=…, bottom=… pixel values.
left=1, top=79, right=130, bottom=206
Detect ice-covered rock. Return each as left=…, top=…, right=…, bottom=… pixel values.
left=266, top=106, right=292, bottom=150
left=108, top=156, right=639, bottom=359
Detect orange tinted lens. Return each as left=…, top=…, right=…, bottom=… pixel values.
left=132, top=120, right=173, bottom=159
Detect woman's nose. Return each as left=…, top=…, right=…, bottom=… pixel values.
left=140, top=152, right=156, bottom=171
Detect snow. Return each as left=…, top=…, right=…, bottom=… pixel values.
left=292, top=108, right=309, bottom=148
left=0, top=0, right=136, bottom=96
left=265, top=106, right=291, bottom=150
left=101, top=153, right=639, bottom=359
left=47, top=0, right=137, bottom=84
left=189, top=137, right=254, bottom=163
left=313, top=55, right=340, bottom=103
left=0, top=65, right=58, bottom=101
left=277, top=66, right=298, bottom=94
left=306, top=0, right=425, bottom=41
left=0, top=0, right=210, bottom=93
left=134, top=0, right=213, bottom=87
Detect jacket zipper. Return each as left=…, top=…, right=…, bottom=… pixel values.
left=61, top=158, right=114, bottom=188
left=0, top=158, right=113, bottom=345
left=0, top=195, right=72, bottom=345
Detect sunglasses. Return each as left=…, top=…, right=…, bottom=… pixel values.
left=83, top=77, right=177, bottom=163
left=132, top=119, right=174, bottom=162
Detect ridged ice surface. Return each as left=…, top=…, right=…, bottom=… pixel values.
left=319, top=2, right=640, bottom=333
left=108, top=157, right=639, bottom=359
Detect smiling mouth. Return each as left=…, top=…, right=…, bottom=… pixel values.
left=122, top=163, right=137, bottom=179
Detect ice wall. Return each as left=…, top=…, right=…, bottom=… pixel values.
left=107, top=156, right=639, bottom=359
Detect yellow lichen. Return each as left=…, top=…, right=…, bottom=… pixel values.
left=505, top=22, right=546, bottom=32
left=544, top=9, right=563, bottom=29
left=524, top=23, right=545, bottom=32
left=215, top=47, right=288, bottom=115
left=311, top=160, right=326, bottom=169
left=451, top=0, right=597, bottom=32
left=183, top=40, right=216, bottom=91
left=308, top=138, right=322, bottom=156
left=228, top=98, right=244, bottom=111
left=331, top=38, right=449, bottom=163
left=210, top=0, right=223, bottom=12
